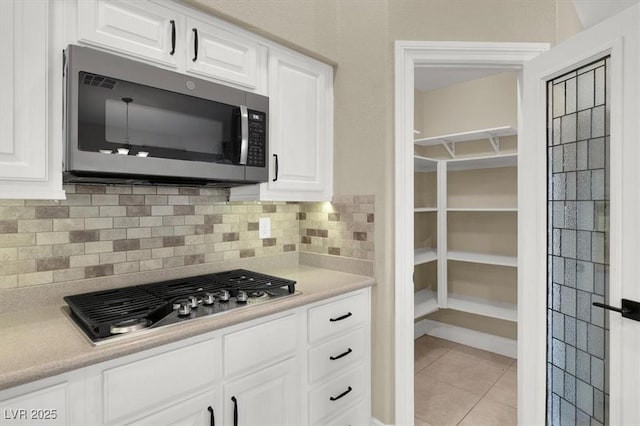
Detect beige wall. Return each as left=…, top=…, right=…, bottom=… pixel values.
left=178, top=1, right=583, bottom=423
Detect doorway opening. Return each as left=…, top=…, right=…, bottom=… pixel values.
left=393, top=41, right=549, bottom=425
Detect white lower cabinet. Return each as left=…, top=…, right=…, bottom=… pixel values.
left=0, top=289, right=371, bottom=425
left=127, top=389, right=217, bottom=426
left=0, top=372, right=85, bottom=425
left=223, top=358, right=299, bottom=426
left=84, top=337, right=220, bottom=425
left=306, top=290, right=371, bottom=425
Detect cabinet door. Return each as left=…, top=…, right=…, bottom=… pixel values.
left=0, top=0, right=64, bottom=199
left=124, top=390, right=217, bottom=426
left=266, top=48, right=333, bottom=200
left=77, top=0, right=180, bottom=69
left=185, top=17, right=263, bottom=90
left=0, top=373, right=85, bottom=426
left=223, top=358, right=299, bottom=426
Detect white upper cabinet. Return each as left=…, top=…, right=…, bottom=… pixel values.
left=75, top=0, right=266, bottom=93
left=76, top=0, right=181, bottom=69
left=0, top=0, right=65, bottom=200
left=185, top=17, right=265, bottom=90
left=230, top=48, right=334, bottom=202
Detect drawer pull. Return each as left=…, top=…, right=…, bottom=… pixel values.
left=329, top=312, right=352, bottom=322
left=329, top=347, right=353, bottom=361
left=329, top=386, right=353, bottom=401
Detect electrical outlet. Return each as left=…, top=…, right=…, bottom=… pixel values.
left=259, top=217, right=271, bottom=239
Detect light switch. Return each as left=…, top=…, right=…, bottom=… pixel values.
left=259, top=217, right=271, bottom=239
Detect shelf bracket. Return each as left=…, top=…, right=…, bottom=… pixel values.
left=441, top=140, right=456, bottom=158
left=488, top=136, right=500, bottom=154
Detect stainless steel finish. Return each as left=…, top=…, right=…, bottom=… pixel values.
left=177, top=302, right=192, bottom=316
left=236, top=290, right=248, bottom=303
left=63, top=45, right=269, bottom=186
left=203, top=292, right=216, bottom=305
left=110, top=318, right=151, bottom=334
left=239, top=105, right=249, bottom=165
left=187, top=295, right=201, bottom=308
left=218, top=289, right=230, bottom=302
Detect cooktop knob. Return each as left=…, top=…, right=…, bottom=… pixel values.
left=218, top=289, right=230, bottom=302
left=203, top=292, right=216, bottom=305
left=177, top=301, right=192, bottom=316
left=187, top=295, right=201, bottom=308
left=236, top=290, right=248, bottom=303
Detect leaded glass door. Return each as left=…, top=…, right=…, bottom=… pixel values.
left=520, top=4, right=640, bottom=424
left=547, top=57, right=610, bottom=426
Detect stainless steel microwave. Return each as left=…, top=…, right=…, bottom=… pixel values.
left=63, top=45, right=268, bottom=186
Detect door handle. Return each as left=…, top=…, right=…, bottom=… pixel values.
left=207, top=406, right=215, bottom=426
left=169, top=20, right=176, bottom=55
left=592, top=299, right=640, bottom=322
left=272, top=154, right=279, bottom=182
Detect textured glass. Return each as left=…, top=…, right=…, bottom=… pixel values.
left=589, top=138, right=606, bottom=169
left=547, top=58, right=609, bottom=425
left=562, top=113, right=577, bottom=143
left=576, top=260, right=594, bottom=292
left=553, top=82, right=566, bottom=118
left=577, top=140, right=588, bottom=170
left=577, top=71, right=595, bottom=110
left=592, top=105, right=606, bottom=138
left=595, top=67, right=606, bottom=106
left=577, top=109, right=591, bottom=141
left=566, top=77, right=577, bottom=113
left=564, top=143, right=577, bottom=171
left=577, top=201, right=594, bottom=231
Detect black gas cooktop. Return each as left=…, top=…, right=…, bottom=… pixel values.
left=64, top=269, right=297, bottom=344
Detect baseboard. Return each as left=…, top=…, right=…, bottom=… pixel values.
left=414, top=318, right=517, bottom=358
left=371, top=417, right=390, bottom=426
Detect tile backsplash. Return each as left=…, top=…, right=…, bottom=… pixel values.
left=0, top=186, right=374, bottom=289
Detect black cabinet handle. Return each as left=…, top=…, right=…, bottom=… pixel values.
left=272, top=154, right=279, bottom=182
left=329, top=312, right=352, bottom=322
left=192, top=28, right=199, bottom=62
left=329, top=347, right=353, bottom=361
left=169, top=20, right=176, bottom=55
left=231, top=396, right=238, bottom=426
left=207, top=406, right=215, bottom=426
left=329, top=386, right=352, bottom=401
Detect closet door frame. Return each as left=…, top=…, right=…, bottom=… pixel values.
left=393, top=41, right=548, bottom=426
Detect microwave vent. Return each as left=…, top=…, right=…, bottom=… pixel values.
left=82, top=73, right=117, bottom=90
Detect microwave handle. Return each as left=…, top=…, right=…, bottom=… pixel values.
left=239, top=105, right=249, bottom=165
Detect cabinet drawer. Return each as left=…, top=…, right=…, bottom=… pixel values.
left=309, top=365, right=365, bottom=425
left=223, top=314, right=298, bottom=379
left=309, top=328, right=365, bottom=384
left=308, top=292, right=367, bottom=343
left=323, top=400, right=368, bottom=426
left=101, top=339, right=217, bottom=424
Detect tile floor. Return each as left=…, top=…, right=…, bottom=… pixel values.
left=414, top=335, right=517, bottom=426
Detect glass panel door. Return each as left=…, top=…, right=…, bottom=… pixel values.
left=547, top=57, right=610, bottom=425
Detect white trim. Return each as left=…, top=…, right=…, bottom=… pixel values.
left=371, top=417, right=390, bottom=426
left=414, top=318, right=517, bottom=358
left=394, top=41, right=548, bottom=426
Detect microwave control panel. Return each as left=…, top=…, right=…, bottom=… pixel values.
left=247, top=111, right=266, bottom=167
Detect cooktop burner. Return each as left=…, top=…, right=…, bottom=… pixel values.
left=64, top=269, right=297, bottom=344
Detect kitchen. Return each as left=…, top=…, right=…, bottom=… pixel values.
left=1, top=1, right=639, bottom=425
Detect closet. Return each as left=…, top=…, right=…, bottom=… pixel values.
left=413, top=72, right=518, bottom=356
